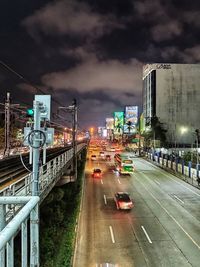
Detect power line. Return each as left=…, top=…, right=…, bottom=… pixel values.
left=0, top=60, right=68, bottom=110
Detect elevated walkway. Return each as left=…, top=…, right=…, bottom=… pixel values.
left=0, top=143, right=87, bottom=267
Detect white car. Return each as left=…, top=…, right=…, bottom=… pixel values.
left=91, top=155, right=97, bottom=161
left=99, top=151, right=105, bottom=158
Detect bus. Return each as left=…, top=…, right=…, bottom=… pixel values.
left=114, top=153, right=134, bottom=175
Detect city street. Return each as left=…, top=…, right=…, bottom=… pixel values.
left=73, top=152, right=200, bottom=267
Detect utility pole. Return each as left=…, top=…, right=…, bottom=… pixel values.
left=23, top=95, right=52, bottom=267
left=4, top=92, right=11, bottom=157
left=3, top=92, right=26, bottom=157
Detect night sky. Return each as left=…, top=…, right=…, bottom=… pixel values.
left=0, top=0, right=200, bottom=130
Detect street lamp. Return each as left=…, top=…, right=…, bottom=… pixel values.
left=180, top=126, right=188, bottom=135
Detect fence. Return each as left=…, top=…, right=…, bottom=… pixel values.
left=147, top=152, right=199, bottom=186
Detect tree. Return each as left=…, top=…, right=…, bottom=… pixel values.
left=142, top=116, right=167, bottom=148
left=126, top=121, right=132, bottom=134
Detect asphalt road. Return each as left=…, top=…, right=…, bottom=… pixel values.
left=73, top=152, right=200, bottom=267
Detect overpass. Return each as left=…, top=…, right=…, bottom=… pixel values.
left=0, top=142, right=87, bottom=267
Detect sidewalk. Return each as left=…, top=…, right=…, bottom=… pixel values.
left=145, top=156, right=200, bottom=190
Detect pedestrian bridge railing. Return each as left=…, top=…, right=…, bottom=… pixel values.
left=0, top=143, right=86, bottom=222
left=0, top=196, right=40, bottom=267
left=0, top=143, right=87, bottom=267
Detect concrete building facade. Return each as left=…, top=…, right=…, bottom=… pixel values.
left=143, top=63, right=200, bottom=146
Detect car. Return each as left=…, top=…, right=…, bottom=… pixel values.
left=105, top=154, right=111, bottom=161
left=91, top=155, right=97, bottom=161
left=99, top=151, right=105, bottom=157
left=92, top=168, right=102, bottom=178
left=114, top=192, right=133, bottom=210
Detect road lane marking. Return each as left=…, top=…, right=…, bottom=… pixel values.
left=101, top=179, right=103, bottom=184
left=161, top=172, right=200, bottom=197
left=142, top=160, right=200, bottom=197
left=141, top=225, right=152, bottom=244
left=117, top=178, right=121, bottom=184
left=174, top=195, right=184, bottom=204
left=136, top=174, right=200, bottom=250
left=155, top=180, right=160, bottom=185
left=104, top=194, right=107, bottom=205
left=109, top=226, right=115, bottom=243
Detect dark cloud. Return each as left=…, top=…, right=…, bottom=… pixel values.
left=1, top=0, right=200, bottom=128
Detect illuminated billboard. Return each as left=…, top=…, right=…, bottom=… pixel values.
left=106, top=118, right=114, bottom=129
left=124, top=106, right=138, bottom=133
left=114, top=112, right=124, bottom=134
left=102, top=129, right=107, bottom=137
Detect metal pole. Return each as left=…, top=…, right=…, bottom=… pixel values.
left=32, top=100, right=40, bottom=196
left=30, top=100, right=40, bottom=267
left=4, top=92, right=11, bottom=157
left=138, top=120, right=141, bottom=156
left=197, top=134, right=199, bottom=166
left=0, top=204, right=6, bottom=267
left=191, top=142, right=193, bottom=164
left=6, top=237, right=14, bottom=267
left=21, top=220, right=28, bottom=267
left=174, top=124, right=177, bottom=154
left=30, top=204, right=39, bottom=267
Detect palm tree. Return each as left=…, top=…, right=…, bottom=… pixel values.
left=126, top=121, right=132, bottom=134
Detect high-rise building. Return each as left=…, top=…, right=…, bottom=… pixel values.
left=143, top=63, right=200, bottom=146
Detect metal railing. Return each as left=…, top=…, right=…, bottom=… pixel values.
left=0, top=143, right=86, bottom=200
left=0, top=142, right=87, bottom=266
left=0, top=196, right=40, bottom=267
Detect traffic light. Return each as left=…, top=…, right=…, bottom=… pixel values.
left=26, top=108, right=34, bottom=117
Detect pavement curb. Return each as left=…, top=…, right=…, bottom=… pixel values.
left=71, top=160, right=86, bottom=267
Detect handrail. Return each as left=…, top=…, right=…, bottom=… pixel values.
left=0, top=143, right=86, bottom=197
left=0, top=196, right=39, bottom=251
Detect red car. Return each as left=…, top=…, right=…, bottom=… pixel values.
left=92, top=168, right=102, bottom=178
left=114, top=192, right=133, bottom=210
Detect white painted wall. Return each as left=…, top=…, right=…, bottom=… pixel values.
left=144, top=64, right=200, bottom=144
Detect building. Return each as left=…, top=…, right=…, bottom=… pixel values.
left=143, top=63, right=200, bottom=146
